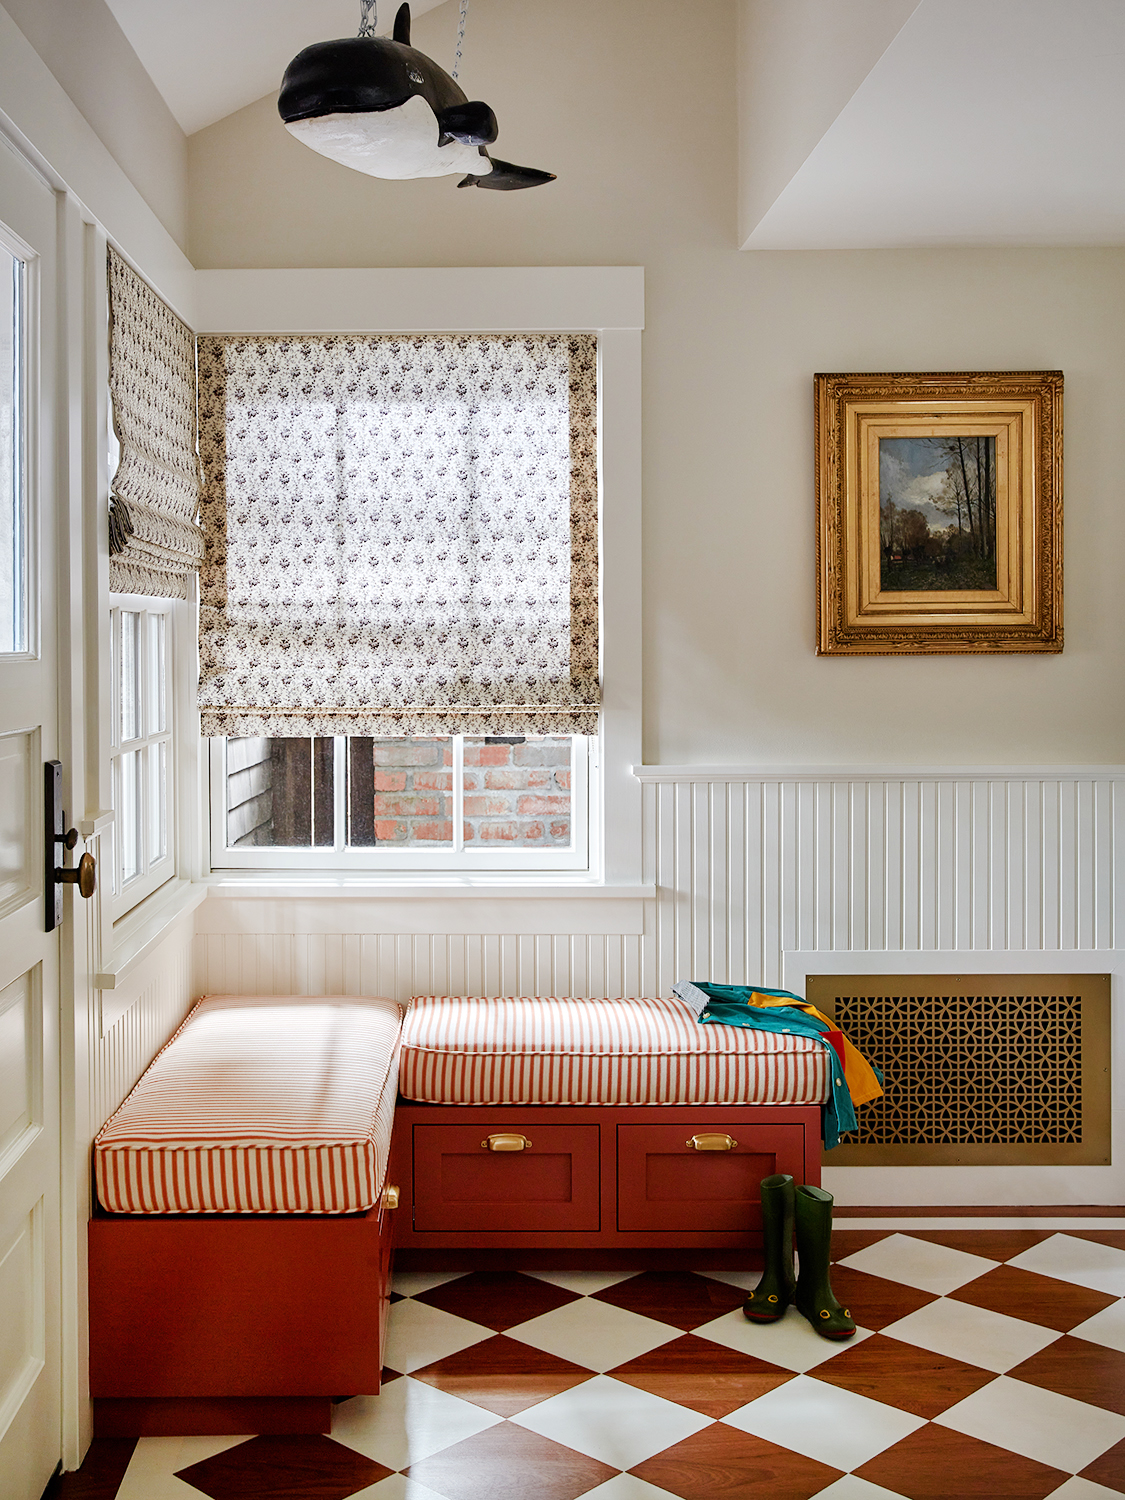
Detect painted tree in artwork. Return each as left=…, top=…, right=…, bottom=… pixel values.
left=933, top=436, right=996, bottom=562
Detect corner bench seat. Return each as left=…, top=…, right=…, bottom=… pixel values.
left=89, top=995, right=405, bottom=1439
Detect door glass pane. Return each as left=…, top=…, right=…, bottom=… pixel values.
left=147, top=613, right=166, bottom=734
left=463, top=736, right=573, bottom=847
left=0, top=246, right=25, bottom=654
left=119, top=748, right=139, bottom=882
left=147, top=741, right=166, bottom=864
left=225, top=737, right=334, bottom=847
left=347, top=737, right=453, bottom=847
left=120, top=610, right=140, bottom=741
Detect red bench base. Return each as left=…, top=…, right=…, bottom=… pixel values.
left=391, top=1103, right=821, bottom=1252
left=88, top=1200, right=394, bottom=1437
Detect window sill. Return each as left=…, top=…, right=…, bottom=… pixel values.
left=96, top=878, right=208, bottom=990
left=201, top=874, right=655, bottom=901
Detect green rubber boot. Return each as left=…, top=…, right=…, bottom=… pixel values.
left=794, top=1184, right=855, bottom=1340
left=743, top=1173, right=796, bottom=1322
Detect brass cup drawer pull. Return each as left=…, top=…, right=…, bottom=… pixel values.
left=686, top=1132, right=738, bottom=1151
left=482, top=1133, right=532, bottom=1151
left=382, top=1183, right=400, bottom=1210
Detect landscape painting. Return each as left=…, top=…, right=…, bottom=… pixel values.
left=879, top=435, right=997, bottom=592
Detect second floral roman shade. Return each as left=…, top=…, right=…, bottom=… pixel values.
left=196, top=333, right=599, bottom=738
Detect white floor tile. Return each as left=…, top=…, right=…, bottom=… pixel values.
left=523, top=1269, right=641, bottom=1294
left=935, top=1374, right=1125, bottom=1474
left=349, top=1475, right=452, bottom=1500
left=810, top=1477, right=911, bottom=1500
left=694, top=1304, right=873, bottom=1372
left=881, top=1296, right=1057, bottom=1373
left=1009, top=1235, right=1125, bottom=1298
left=332, top=1377, right=501, bottom=1469
left=1045, top=1479, right=1125, bottom=1500
left=839, top=1232, right=998, bottom=1294
left=508, top=1296, right=675, bottom=1371
left=511, top=1373, right=712, bottom=1469
left=115, top=1435, right=249, bottom=1499
left=391, top=1270, right=471, bottom=1297
left=694, top=1269, right=761, bottom=1291
left=723, top=1373, right=923, bottom=1471
left=382, top=1298, right=492, bottom=1373
left=1070, top=1298, right=1125, bottom=1354
left=577, top=1473, right=685, bottom=1500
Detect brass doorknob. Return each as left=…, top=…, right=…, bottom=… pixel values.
left=56, top=852, right=96, bottom=899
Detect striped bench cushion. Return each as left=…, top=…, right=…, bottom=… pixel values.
left=399, top=995, right=829, bottom=1106
left=95, top=995, right=405, bottom=1215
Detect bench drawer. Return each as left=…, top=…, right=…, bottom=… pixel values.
left=412, top=1123, right=600, bottom=1232
left=616, top=1123, right=808, bottom=1232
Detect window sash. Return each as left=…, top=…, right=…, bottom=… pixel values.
left=109, top=603, right=175, bottom=914
left=209, top=735, right=591, bottom=872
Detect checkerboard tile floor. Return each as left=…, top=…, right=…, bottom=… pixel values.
left=63, top=1229, right=1125, bottom=1500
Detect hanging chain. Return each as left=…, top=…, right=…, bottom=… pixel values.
left=452, top=0, right=469, bottom=78
left=358, top=0, right=377, bottom=37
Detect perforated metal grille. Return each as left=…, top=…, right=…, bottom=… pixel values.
left=833, top=991, right=1083, bottom=1146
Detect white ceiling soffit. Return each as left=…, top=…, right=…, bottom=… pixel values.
left=103, top=0, right=450, bottom=136
left=742, top=0, right=1125, bottom=249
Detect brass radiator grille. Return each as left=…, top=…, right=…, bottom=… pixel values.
left=807, top=974, right=1110, bottom=1166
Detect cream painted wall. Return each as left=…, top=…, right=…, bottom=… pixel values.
left=1, top=0, right=188, bottom=249
left=187, top=0, right=1125, bottom=768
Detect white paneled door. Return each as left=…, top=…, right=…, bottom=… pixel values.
left=0, top=146, right=63, bottom=1498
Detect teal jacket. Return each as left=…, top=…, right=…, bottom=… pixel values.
left=673, top=981, right=860, bottom=1150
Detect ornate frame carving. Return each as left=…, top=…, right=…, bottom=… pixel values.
left=816, top=371, right=1063, bottom=655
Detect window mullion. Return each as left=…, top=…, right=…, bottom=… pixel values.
left=334, top=735, right=347, bottom=852
left=453, top=735, right=464, bottom=854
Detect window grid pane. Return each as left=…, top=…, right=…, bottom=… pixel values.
left=1, top=246, right=25, bottom=654
left=147, top=612, right=166, bottom=734
left=120, top=610, right=140, bottom=742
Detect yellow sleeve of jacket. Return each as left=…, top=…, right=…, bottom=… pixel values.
left=747, top=993, right=884, bottom=1107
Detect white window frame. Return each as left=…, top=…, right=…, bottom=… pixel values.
left=108, top=597, right=176, bottom=916
left=195, top=268, right=644, bottom=887
left=209, top=733, right=592, bottom=872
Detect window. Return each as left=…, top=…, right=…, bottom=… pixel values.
left=212, top=733, right=591, bottom=870
left=109, top=602, right=174, bottom=912
left=1, top=236, right=26, bottom=654
left=199, top=329, right=601, bottom=875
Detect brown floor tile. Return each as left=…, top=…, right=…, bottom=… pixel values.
left=406, top=1420, right=616, bottom=1500
left=631, top=1423, right=842, bottom=1500
left=174, top=1434, right=392, bottom=1499
left=856, top=1423, right=1068, bottom=1499
left=591, top=1271, right=746, bottom=1330
left=950, top=1263, right=1118, bottom=1332
left=1007, top=1334, right=1125, bottom=1416
left=412, top=1271, right=580, bottom=1331
left=826, top=1265, right=938, bottom=1329
left=809, top=1331, right=996, bottom=1418
left=411, top=1333, right=595, bottom=1416
left=608, top=1332, right=795, bottom=1417
left=45, top=1440, right=137, bottom=1499
left=831, top=1229, right=895, bottom=1261
left=1081, top=1434, right=1125, bottom=1492
left=907, top=1230, right=1054, bottom=1261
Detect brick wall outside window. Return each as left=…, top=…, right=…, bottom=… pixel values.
left=363, top=736, right=572, bottom=847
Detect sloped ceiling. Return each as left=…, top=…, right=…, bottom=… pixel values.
left=102, top=0, right=448, bottom=136
left=741, top=0, right=1125, bottom=248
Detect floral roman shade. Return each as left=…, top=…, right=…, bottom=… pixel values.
left=107, top=247, right=204, bottom=598
left=195, top=333, right=599, bottom=737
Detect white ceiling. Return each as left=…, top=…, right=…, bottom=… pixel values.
left=743, top=0, right=1125, bottom=248
left=103, top=0, right=449, bottom=135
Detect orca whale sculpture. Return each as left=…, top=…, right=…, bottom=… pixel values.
left=278, top=2, right=555, bottom=190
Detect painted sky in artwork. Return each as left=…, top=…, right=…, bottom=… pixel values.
left=879, top=437, right=957, bottom=529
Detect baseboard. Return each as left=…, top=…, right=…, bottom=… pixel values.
left=834, top=1205, right=1125, bottom=1218
left=93, top=1397, right=333, bottom=1437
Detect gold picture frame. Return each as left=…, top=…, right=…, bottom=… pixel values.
left=815, top=371, right=1063, bottom=655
